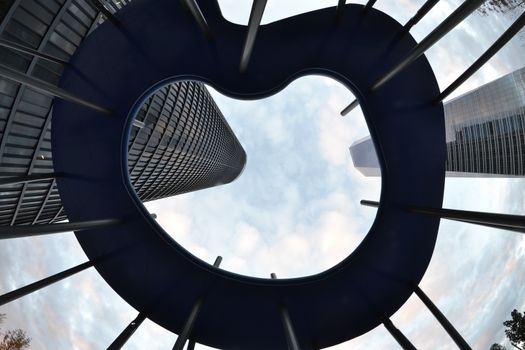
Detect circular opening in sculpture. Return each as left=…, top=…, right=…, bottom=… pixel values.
left=127, top=76, right=382, bottom=278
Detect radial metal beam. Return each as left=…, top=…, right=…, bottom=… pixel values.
left=340, top=99, right=359, bottom=116
left=0, top=218, right=122, bottom=240
left=437, top=11, right=525, bottom=102
left=173, top=300, right=203, bottom=350
left=180, top=0, right=211, bottom=37
left=239, top=0, right=268, bottom=73
left=413, top=286, right=472, bottom=350
left=372, top=0, right=486, bottom=90
left=0, top=39, right=69, bottom=65
left=271, top=273, right=300, bottom=350
left=336, top=0, right=346, bottom=17
left=213, top=256, right=223, bottom=267
left=409, top=206, right=525, bottom=233
left=108, top=313, right=147, bottom=350
left=360, top=200, right=380, bottom=208
left=383, top=319, right=417, bottom=350
left=360, top=200, right=525, bottom=233
left=403, top=0, right=440, bottom=32
left=363, top=0, right=378, bottom=12
left=0, top=261, right=94, bottom=306
left=88, top=0, right=120, bottom=25
left=0, top=63, right=112, bottom=114
left=173, top=256, right=222, bottom=350
left=0, top=172, right=59, bottom=186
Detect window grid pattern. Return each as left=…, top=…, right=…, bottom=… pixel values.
left=128, top=82, right=246, bottom=202
left=444, top=67, right=525, bottom=176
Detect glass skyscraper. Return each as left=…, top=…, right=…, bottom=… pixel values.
left=0, top=0, right=245, bottom=225
left=350, top=66, right=525, bottom=177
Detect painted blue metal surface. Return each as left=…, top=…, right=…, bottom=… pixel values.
left=51, top=1, right=445, bottom=349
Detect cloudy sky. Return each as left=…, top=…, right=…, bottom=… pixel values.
left=1, top=0, right=524, bottom=349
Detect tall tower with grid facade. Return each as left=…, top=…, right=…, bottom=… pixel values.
left=0, top=0, right=245, bottom=225
left=349, top=66, right=525, bottom=177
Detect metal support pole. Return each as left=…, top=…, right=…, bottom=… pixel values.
left=372, top=0, right=485, bottom=90
left=0, top=218, right=122, bottom=240
left=403, top=0, right=440, bottom=32
left=437, top=11, right=525, bottom=102
left=360, top=200, right=525, bottom=233
left=0, top=261, right=94, bottom=306
left=383, top=319, right=417, bottom=350
left=336, top=0, right=346, bottom=17
left=363, top=0, right=378, bottom=12
left=173, top=256, right=222, bottom=350
left=0, top=39, right=69, bottom=65
left=271, top=273, right=300, bottom=350
left=186, top=340, right=195, bottom=350
left=360, top=200, right=380, bottom=208
left=0, top=63, right=112, bottom=114
left=180, top=0, right=211, bottom=38
left=0, top=173, right=59, bottom=186
left=413, top=286, right=471, bottom=349
left=408, top=206, right=525, bottom=233
left=88, top=0, right=120, bottom=26
left=213, top=256, right=222, bottom=267
left=107, top=313, right=147, bottom=350
left=239, top=0, right=268, bottom=73
left=340, top=99, right=359, bottom=116
left=173, top=300, right=203, bottom=350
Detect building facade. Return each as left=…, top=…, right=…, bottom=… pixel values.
left=350, top=66, right=525, bottom=177
left=0, top=0, right=245, bottom=225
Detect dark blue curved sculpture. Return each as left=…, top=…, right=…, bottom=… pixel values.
left=51, top=1, right=445, bottom=348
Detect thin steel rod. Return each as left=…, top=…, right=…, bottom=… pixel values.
left=403, top=0, right=440, bottom=32
left=187, top=341, right=195, bottom=350
left=180, top=0, right=211, bottom=37
left=0, top=261, right=94, bottom=306
left=361, top=200, right=380, bottom=208
left=437, top=11, right=525, bottom=102
left=413, top=286, right=472, bottom=350
left=108, top=313, right=147, bottom=350
left=0, top=39, right=69, bottom=65
left=173, top=256, right=222, bottom=350
left=454, top=219, right=525, bottom=234
left=409, top=206, right=525, bottom=233
left=88, top=0, right=120, bottom=25
left=0, top=172, right=59, bottom=186
left=372, top=0, right=486, bottom=90
left=340, top=99, right=359, bottom=116
left=239, top=0, right=268, bottom=73
left=363, top=0, right=378, bottom=12
left=173, top=300, right=203, bottom=350
left=271, top=273, right=300, bottom=350
left=383, top=319, right=417, bottom=350
left=336, top=0, right=346, bottom=17
left=360, top=200, right=525, bottom=233
left=0, top=63, right=112, bottom=114
left=281, top=307, right=300, bottom=350
left=0, top=218, right=122, bottom=239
